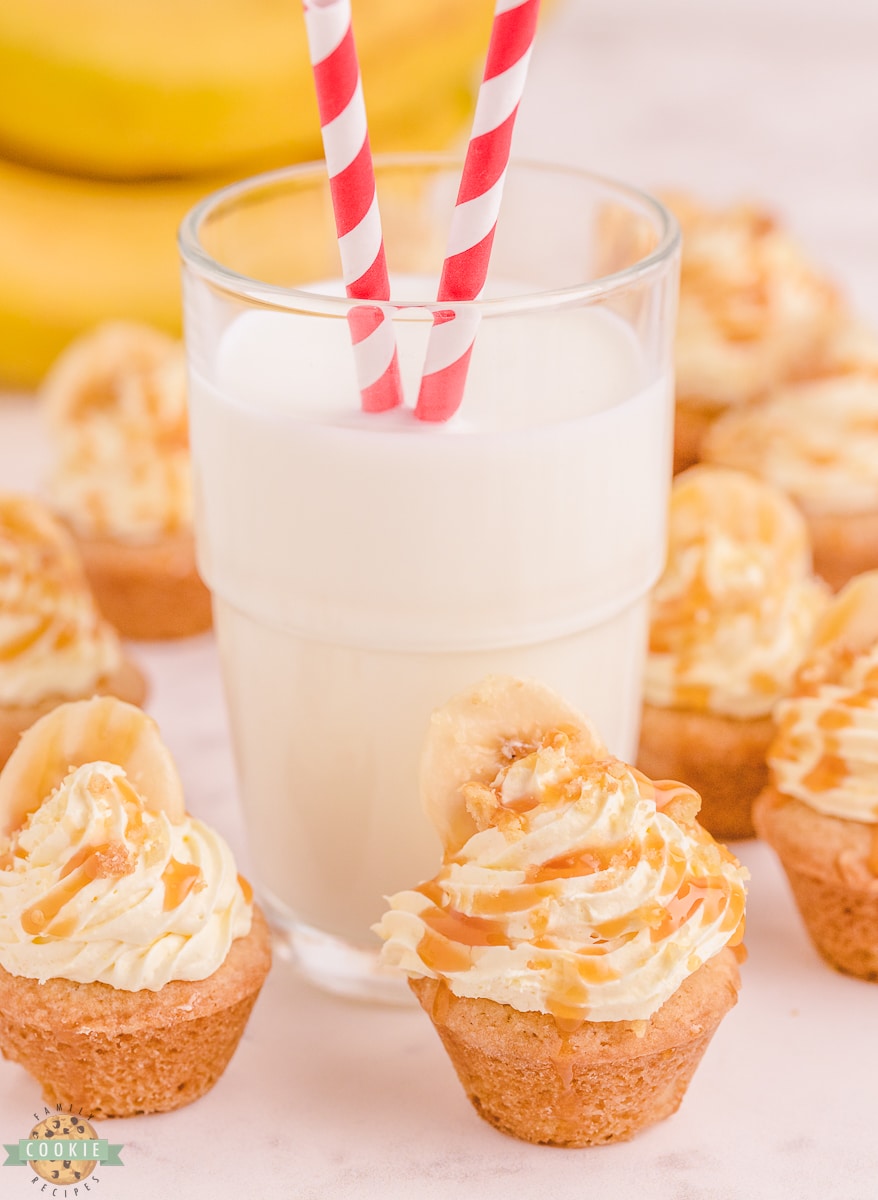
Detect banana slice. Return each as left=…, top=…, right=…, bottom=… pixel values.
left=0, top=696, right=184, bottom=836
left=420, top=675, right=606, bottom=855
left=810, top=570, right=878, bottom=658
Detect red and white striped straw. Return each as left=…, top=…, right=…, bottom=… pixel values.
left=415, top=0, right=541, bottom=423
left=303, top=0, right=403, bottom=413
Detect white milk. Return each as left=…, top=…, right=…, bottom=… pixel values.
left=187, top=287, right=672, bottom=959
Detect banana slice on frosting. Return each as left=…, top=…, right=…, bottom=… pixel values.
left=0, top=696, right=184, bottom=836
left=808, top=570, right=878, bottom=660
left=420, top=675, right=606, bottom=855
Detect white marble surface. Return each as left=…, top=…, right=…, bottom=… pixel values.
left=2, top=1, right=878, bottom=1195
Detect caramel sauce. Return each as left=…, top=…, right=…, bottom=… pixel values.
left=647, top=876, right=734, bottom=944
left=749, top=669, right=779, bottom=696
left=572, top=955, right=619, bottom=985
left=415, top=902, right=511, bottom=973
left=500, top=791, right=543, bottom=815
left=416, top=928, right=473, bottom=974
left=630, top=767, right=657, bottom=802
left=416, top=879, right=445, bottom=906
left=817, top=707, right=854, bottom=732
left=21, top=845, right=109, bottom=935
left=865, top=664, right=878, bottom=688
left=527, top=845, right=622, bottom=882
left=470, top=883, right=553, bottom=916
left=161, top=858, right=203, bottom=911
left=0, top=617, right=51, bottom=660
left=430, top=978, right=452, bottom=1024
left=774, top=707, right=800, bottom=742
left=115, top=776, right=146, bottom=818
left=59, top=844, right=101, bottom=879
left=420, top=906, right=507, bottom=948
left=547, top=995, right=588, bottom=1029
left=237, top=874, right=253, bottom=904
left=801, top=753, right=848, bottom=794
left=53, top=624, right=76, bottom=651
left=22, top=841, right=136, bottom=936
left=545, top=954, right=604, bottom=1027
left=674, top=682, right=712, bottom=710
left=550, top=1029, right=577, bottom=1087
left=0, top=851, right=13, bottom=871
left=593, top=913, right=637, bottom=941
left=651, top=778, right=699, bottom=814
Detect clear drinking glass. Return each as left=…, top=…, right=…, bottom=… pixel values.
left=179, top=155, right=680, bottom=1002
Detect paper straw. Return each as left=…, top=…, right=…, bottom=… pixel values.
left=303, top=0, right=403, bottom=413
left=415, top=0, right=541, bottom=423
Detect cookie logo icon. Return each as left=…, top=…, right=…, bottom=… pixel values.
left=28, top=1115, right=99, bottom=1185
left=3, top=1106, right=123, bottom=1189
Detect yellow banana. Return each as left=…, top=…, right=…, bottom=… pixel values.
left=0, top=0, right=492, bottom=180
left=0, top=85, right=476, bottom=387
left=0, top=159, right=212, bottom=387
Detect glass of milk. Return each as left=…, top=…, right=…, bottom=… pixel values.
left=179, top=156, right=680, bottom=1001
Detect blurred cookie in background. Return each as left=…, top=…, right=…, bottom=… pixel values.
left=42, top=323, right=212, bottom=640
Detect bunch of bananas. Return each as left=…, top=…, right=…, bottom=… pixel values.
left=0, top=0, right=493, bottom=387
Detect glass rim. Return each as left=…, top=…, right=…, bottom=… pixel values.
left=178, top=152, right=680, bottom=317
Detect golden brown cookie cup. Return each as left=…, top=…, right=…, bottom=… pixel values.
left=754, top=787, right=878, bottom=981
left=673, top=401, right=718, bottom=475
left=0, top=657, right=147, bottom=771
left=0, top=905, right=272, bottom=1118
left=805, top=509, right=878, bottom=593
left=410, top=947, right=740, bottom=1147
left=75, top=528, right=212, bottom=640
left=637, top=703, right=772, bottom=841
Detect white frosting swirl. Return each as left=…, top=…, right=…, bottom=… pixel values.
left=770, top=643, right=878, bottom=824
left=645, top=467, right=828, bottom=719
left=705, top=376, right=878, bottom=517
left=377, top=737, right=746, bottom=1023
left=0, top=495, right=122, bottom=707
left=0, top=762, right=252, bottom=990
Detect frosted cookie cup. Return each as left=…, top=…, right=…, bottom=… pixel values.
left=665, top=195, right=841, bottom=473
left=0, top=697, right=270, bottom=1116
left=637, top=467, right=828, bottom=839
left=377, top=677, right=747, bottom=1146
left=704, top=341, right=878, bottom=591
left=755, top=573, right=878, bottom=980
left=42, top=323, right=211, bottom=639
left=0, top=494, right=145, bottom=767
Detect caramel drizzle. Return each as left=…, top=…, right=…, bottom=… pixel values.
left=161, top=858, right=203, bottom=912
left=20, top=842, right=130, bottom=936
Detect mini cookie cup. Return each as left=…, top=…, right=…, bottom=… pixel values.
left=74, top=528, right=212, bottom=640
left=0, top=905, right=271, bottom=1118
left=754, top=786, right=878, bottom=981
left=410, top=946, right=741, bottom=1147
left=637, top=703, right=772, bottom=841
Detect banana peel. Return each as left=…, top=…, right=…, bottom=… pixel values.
left=0, top=0, right=493, bottom=180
